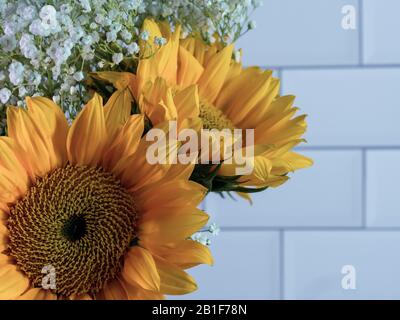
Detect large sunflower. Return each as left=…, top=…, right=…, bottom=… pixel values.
left=95, top=19, right=313, bottom=195
left=0, top=92, right=212, bottom=300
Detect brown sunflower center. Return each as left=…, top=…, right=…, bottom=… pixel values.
left=200, top=100, right=235, bottom=131
left=7, top=165, right=137, bottom=298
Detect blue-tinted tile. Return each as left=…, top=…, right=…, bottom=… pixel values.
left=282, top=68, right=400, bottom=146
left=285, top=231, right=400, bottom=299
left=366, top=150, right=400, bottom=226
left=363, top=0, right=400, bottom=64
left=236, top=0, right=359, bottom=67
left=169, top=231, right=280, bottom=300
left=205, top=151, right=362, bottom=227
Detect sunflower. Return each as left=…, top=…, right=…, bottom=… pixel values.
left=0, top=92, right=212, bottom=300
left=94, top=19, right=313, bottom=195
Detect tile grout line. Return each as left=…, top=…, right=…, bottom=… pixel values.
left=358, top=0, right=364, bottom=66
left=279, top=230, right=285, bottom=300
left=362, top=149, right=367, bottom=227
left=260, top=64, right=400, bottom=70
left=220, top=226, right=400, bottom=231
left=295, top=146, right=400, bottom=151
left=276, top=68, right=283, bottom=96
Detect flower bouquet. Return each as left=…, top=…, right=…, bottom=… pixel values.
left=0, top=0, right=312, bottom=300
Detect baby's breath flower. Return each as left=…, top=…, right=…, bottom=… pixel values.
left=248, top=20, right=257, bottom=30
left=0, top=88, right=11, bottom=104
left=140, top=30, right=149, bottom=41
left=0, top=0, right=259, bottom=135
left=154, top=36, right=167, bottom=46
left=112, top=53, right=124, bottom=65
left=209, top=223, right=220, bottom=236
left=126, top=42, right=139, bottom=55
left=8, top=60, right=24, bottom=85
left=73, top=71, right=85, bottom=82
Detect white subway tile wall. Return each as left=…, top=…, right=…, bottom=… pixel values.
left=172, top=0, right=400, bottom=299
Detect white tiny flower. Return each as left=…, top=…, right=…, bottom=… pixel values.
left=73, top=71, right=85, bottom=82
left=0, top=88, right=11, bottom=104
left=233, top=50, right=241, bottom=63
left=79, top=0, right=92, bottom=13
left=126, top=42, right=139, bottom=55
left=19, top=34, right=39, bottom=59
left=0, top=35, right=17, bottom=52
left=248, top=20, right=256, bottom=30
left=120, top=29, right=132, bottom=42
left=112, top=53, right=124, bottom=65
left=18, top=86, right=28, bottom=97
left=69, top=86, right=77, bottom=95
left=52, top=95, right=61, bottom=104
left=39, top=5, right=57, bottom=22
left=17, top=5, right=37, bottom=21
left=106, top=31, right=117, bottom=43
left=140, top=30, right=150, bottom=41
left=0, top=71, right=5, bottom=81
left=209, top=223, right=220, bottom=236
left=60, top=4, right=73, bottom=14
left=95, top=14, right=105, bottom=25
left=29, top=19, right=50, bottom=36
left=97, top=61, right=105, bottom=68
left=8, top=60, right=25, bottom=85
left=154, top=36, right=167, bottom=46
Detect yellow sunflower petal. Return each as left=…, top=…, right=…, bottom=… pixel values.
left=7, top=105, right=55, bottom=179
left=116, top=122, right=175, bottom=191
left=177, top=46, right=204, bottom=88
left=26, top=97, right=69, bottom=169
left=151, top=240, right=213, bottom=269
left=236, top=192, right=253, bottom=204
left=137, top=24, right=180, bottom=92
left=181, top=38, right=207, bottom=65
left=17, top=288, right=57, bottom=300
left=0, top=254, right=10, bottom=267
left=140, top=78, right=178, bottom=125
left=173, top=85, right=200, bottom=120
left=122, top=246, right=160, bottom=291
left=139, top=19, right=163, bottom=57
left=154, top=256, right=198, bottom=295
left=0, top=205, right=8, bottom=221
left=271, top=152, right=314, bottom=175
left=139, top=207, right=209, bottom=245
left=91, top=71, right=136, bottom=91
left=104, top=88, right=134, bottom=141
left=160, top=163, right=195, bottom=182
left=104, top=114, right=144, bottom=172
left=121, top=278, right=165, bottom=300
left=0, top=264, right=30, bottom=300
left=197, top=44, right=233, bottom=103
left=69, top=293, right=92, bottom=300
left=0, top=222, right=8, bottom=252
left=67, top=93, right=107, bottom=167
left=0, top=137, right=29, bottom=204
left=216, top=68, right=273, bottom=124
left=96, top=278, right=128, bottom=300
left=135, top=180, right=206, bottom=215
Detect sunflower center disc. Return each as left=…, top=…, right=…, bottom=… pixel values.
left=7, top=165, right=138, bottom=297
left=200, top=100, right=235, bottom=131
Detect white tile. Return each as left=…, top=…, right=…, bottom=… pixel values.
left=284, top=231, right=400, bottom=299
left=282, top=68, right=400, bottom=146
left=205, top=151, right=362, bottom=227
left=367, top=150, right=400, bottom=226
left=169, top=231, right=280, bottom=300
left=363, top=0, right=400, bottom=64
left=236, top=0, right=359, bottom=67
